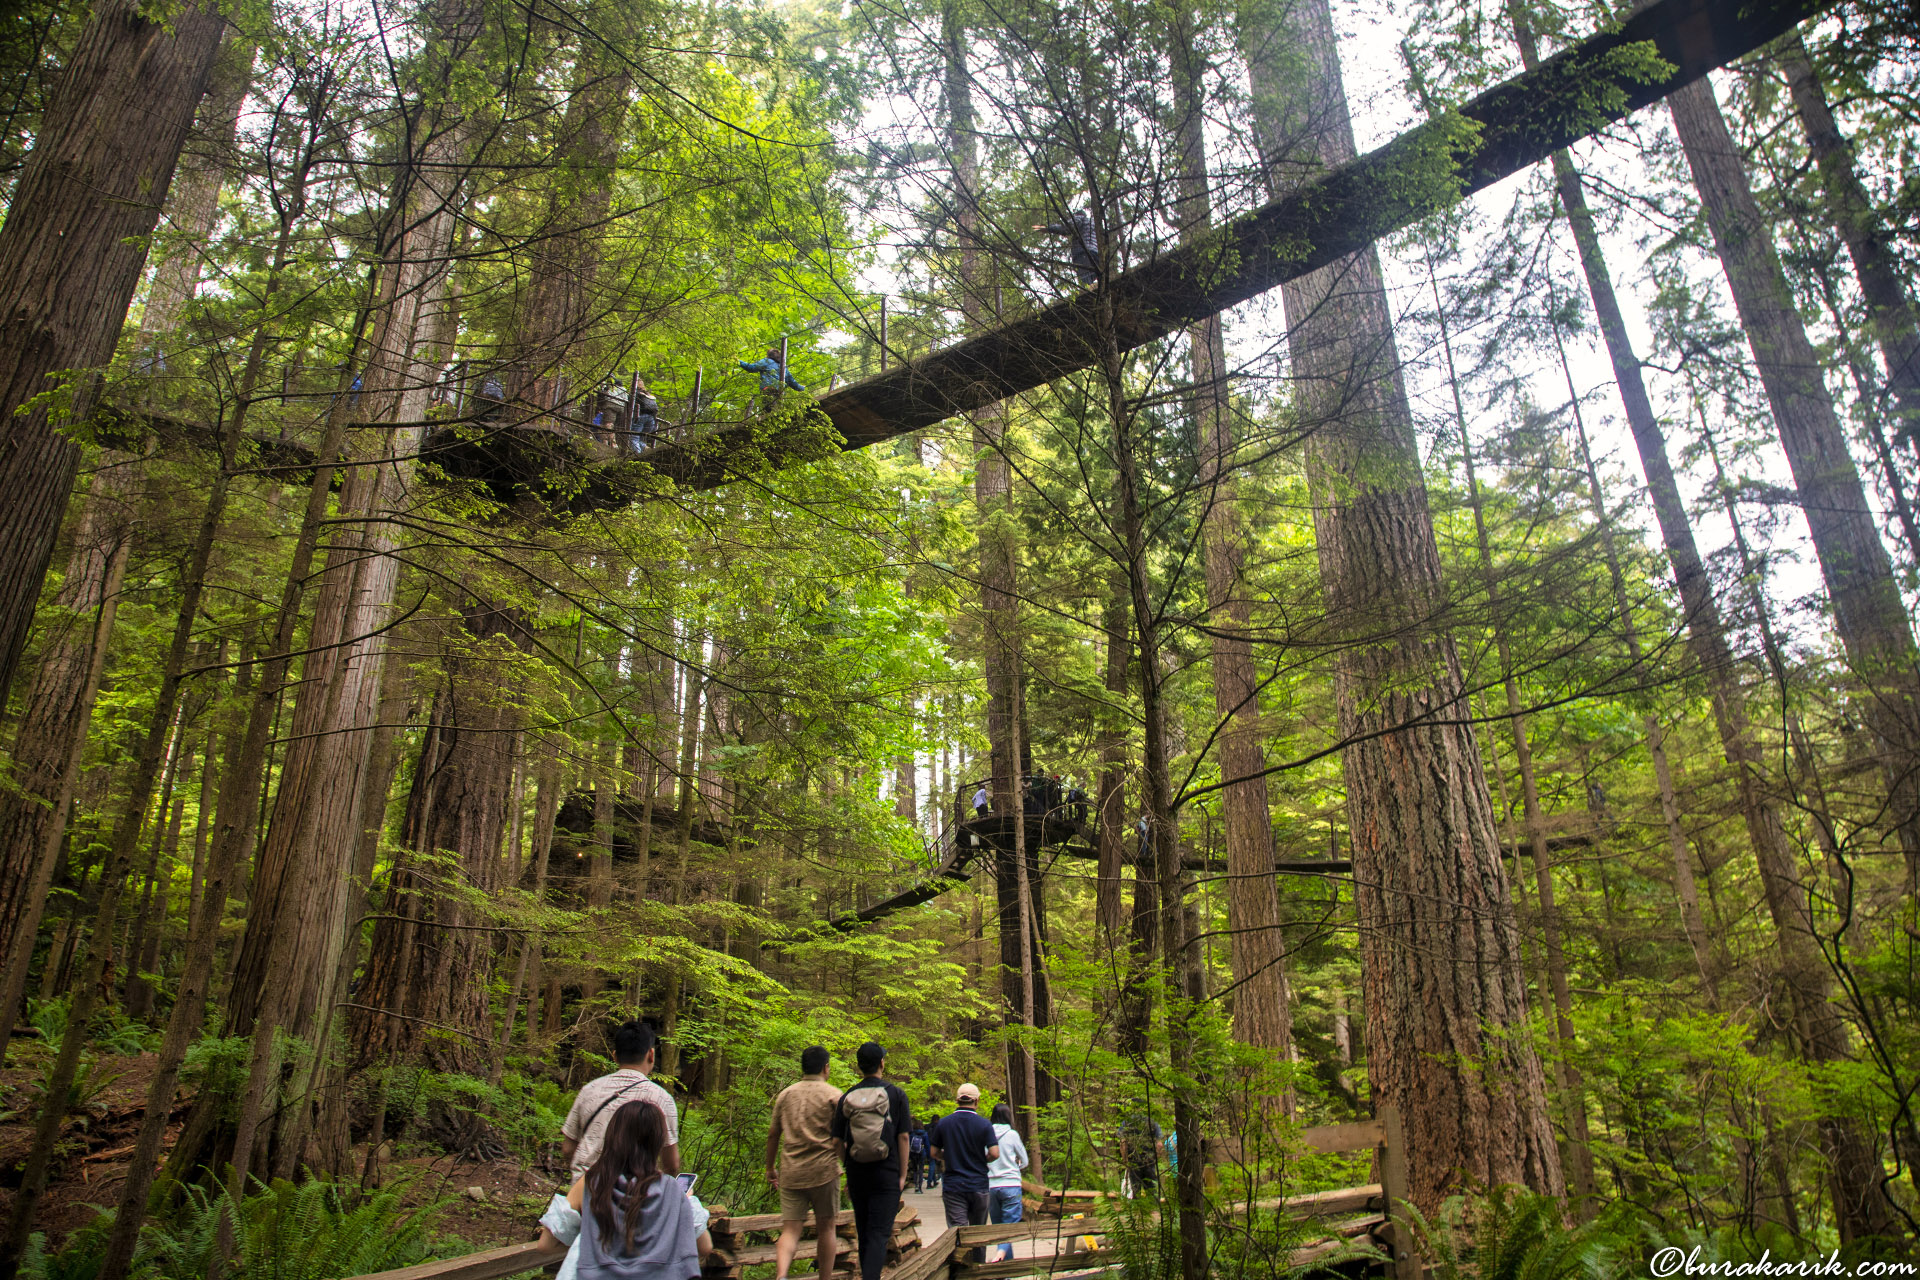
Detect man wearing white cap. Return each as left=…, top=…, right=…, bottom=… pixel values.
left=929, top=1083, right=1000, bottom=1262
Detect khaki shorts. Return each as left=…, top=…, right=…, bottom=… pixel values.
left=779, top=1180, right=839, bottom=1224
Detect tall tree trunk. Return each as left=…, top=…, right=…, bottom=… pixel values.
left=1170, top=3, right=1292, bottom=1069
left=501, top=52, right=632, bottom=413
left=0, top=319, right=260, bottom=1280
left=940, top=0, right=1042, bottom=1137
left=0, top=0, right=226, bottom=702
left=224, top=135, right=468, bottom=1051
left=1507, top=8, right=1898, bottom=1244
left=139, top=32, right=253, bottom=353
left=1668, top=74, right=1920, bottom=901
left=1240, top=0, right=1562, bottom=1211
left=353, top=605, right=529, bottom=1071
left=1777, top=33, right=1920, bottom=446
left=1552, top=322, right=1719, bottom=1003
left=124, top=728, right=194, bottom=1020
left=503, top=749, right=560, bottom=1056
left=1102, top=305, right=1207, bottom=1280
left=132, top=286, right=388, bottom=1255
left=0, top=457, right=137, bottom=1063
left=1433, top=273, right=1596, bottom=1208
left=1095, top=577, right=1129, bottom=946
left=658, top=660, right=704, bottom=1079
left=308, top=665, right=411, bottom=1175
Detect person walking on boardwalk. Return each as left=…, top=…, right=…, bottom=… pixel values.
left=831, top=1042, right=912, bottom=1280
left=928, top=1084, right=1000, bottom=1262
left=1118, top=1112, right=1160, bottom=1198
left=765, top=1045, right=842, bottom=1280
left=908, top=1118, right=928, bottom=1193
left=562, top=1022, right=681, bottom=1179
left=923, top=1116, right=943, bottom=1188
left=535, top=1098, right=712, bottom=1280
left=985, top=1103, right=1029, bottom=1262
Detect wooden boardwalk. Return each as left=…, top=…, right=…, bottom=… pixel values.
left=348, top=1109, right=1419, bottom=1280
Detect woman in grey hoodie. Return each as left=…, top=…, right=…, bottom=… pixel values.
left=986, top=1104, right=1030, bottom=1262
left=537, top=1100, right=712, bottom=1280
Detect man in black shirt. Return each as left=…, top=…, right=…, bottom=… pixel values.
left=831, top=1043, right=913, bottom=1280
left=929, top=1083, right=1000, bottom=1262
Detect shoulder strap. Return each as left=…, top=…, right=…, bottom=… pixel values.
left=581, top=1079, right=647, bottom=1138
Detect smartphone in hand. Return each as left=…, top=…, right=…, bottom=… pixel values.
left=677, top=1173, right=699, bottom=1195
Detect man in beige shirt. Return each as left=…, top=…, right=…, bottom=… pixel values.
left=765, top=1045, right=842, bottom=1280
left=560, top=1021, right=680, bottom=1177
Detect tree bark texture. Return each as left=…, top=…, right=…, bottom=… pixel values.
left=1442, top=307, right=1597, bottom=1207
left=307, top=666, right=412, bottom=1173
left=503, top=56, right=632, bottom=414
left=0, top=0, right=226, bottom=702
left=1668, top=75, right=1920, bottom=894
left=139, top=32, right=253, bottom=350
left=1243, top=0, right=1563, bottom=1211
left=225, top=161, right=465, bottom=1045
left=0, top=457, right=137, bottom=1058
left=353, top=605, right=529, bottom=1070
left=1095, top=577, right=1129, bottom=945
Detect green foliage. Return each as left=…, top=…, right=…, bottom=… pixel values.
left=1405, top=1185, right=1632, bottom=1280
left=20, top=1178, right=451, bottom=1280
left=23, top=998, right=152, bottom=1056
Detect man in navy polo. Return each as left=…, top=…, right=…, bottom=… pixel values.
left=929, top=1083, right=1000, bottom=1262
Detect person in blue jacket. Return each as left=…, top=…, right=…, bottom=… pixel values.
left=739, top=346, right=802, bottom=411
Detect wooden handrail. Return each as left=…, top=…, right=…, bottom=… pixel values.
left=351, top=1240, right=558, bottom=1280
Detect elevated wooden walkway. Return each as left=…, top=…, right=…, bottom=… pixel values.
left=122, top=0, right=1829, bottom=523
left=435, top=0, right=1829, bottom=507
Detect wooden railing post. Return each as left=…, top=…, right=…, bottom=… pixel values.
left=1377, top=1102, right=1421, bottom=1280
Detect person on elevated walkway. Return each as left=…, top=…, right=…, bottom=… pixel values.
left=832, top=1042, right=912, bottom=1280
left=629, top=378, right=660, bottom=454
left=765, top=1045, right=842, bottom=1280
left=739, top=346, right=803, bottom=414
left=929, top=1083, right=1000, bottom=1263
left=1032, top=209, right=1099, bottom=288
left=563, top=1021, right=681, bottom=1179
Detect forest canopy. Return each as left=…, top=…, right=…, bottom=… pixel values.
left=0, top=0, right=1916, bottom=1272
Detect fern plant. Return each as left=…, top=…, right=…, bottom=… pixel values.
left=1403, top=1184, right=1630, bottom=1280
left=80, top=1176, right=456, bottom=1280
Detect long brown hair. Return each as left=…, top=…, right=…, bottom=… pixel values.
left=587, top=1099, right=668, bottom=1251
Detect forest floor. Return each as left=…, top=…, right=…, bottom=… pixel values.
left=0, top=1047, right=174, bottom=1245
left=0, top=1046, right=555, bottom=1254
